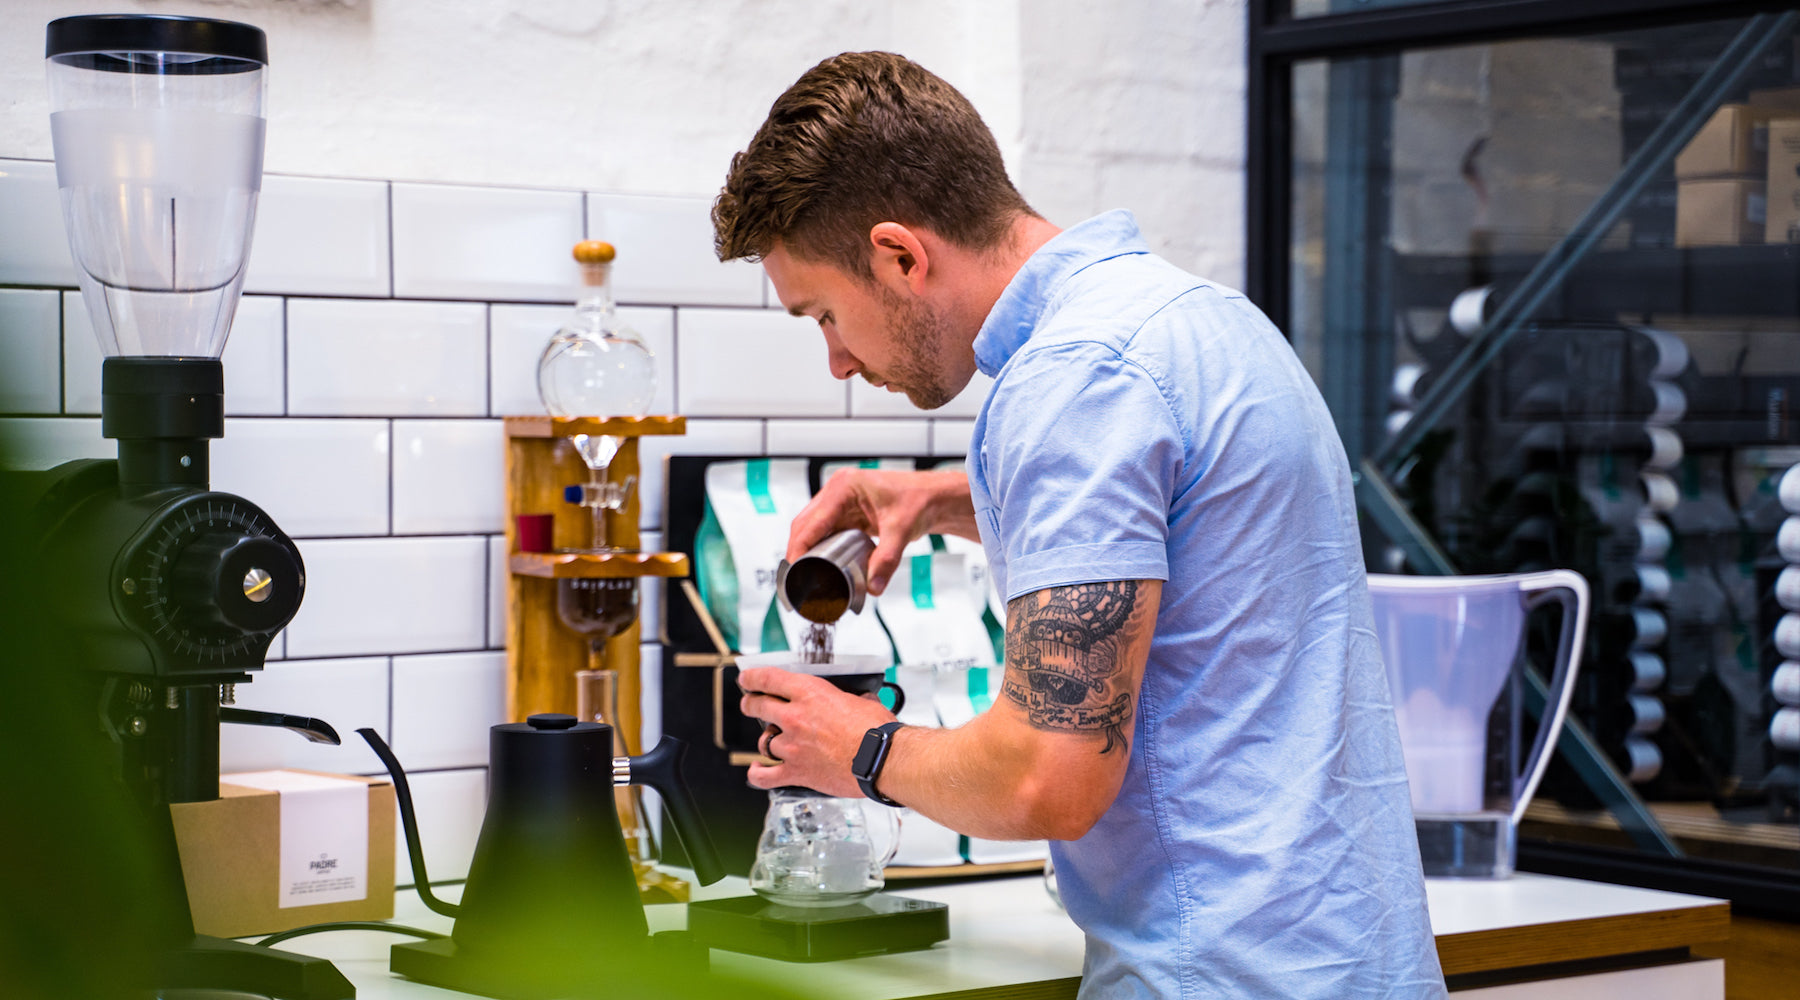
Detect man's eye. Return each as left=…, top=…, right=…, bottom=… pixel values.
left=819, top=312, right=833, bottom=327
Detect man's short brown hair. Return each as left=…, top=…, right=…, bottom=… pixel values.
left=713, top=51, right=1033, bottom=278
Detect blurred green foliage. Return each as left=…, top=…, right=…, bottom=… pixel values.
left=0, top=435, right=172, bottom=998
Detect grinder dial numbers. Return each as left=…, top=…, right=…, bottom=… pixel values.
left=119, top=494, right=305, bottom=668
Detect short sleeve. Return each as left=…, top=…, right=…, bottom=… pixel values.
left=979, top=341, right=1181, bottom=600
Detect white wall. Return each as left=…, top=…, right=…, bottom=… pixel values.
left=0, top=0, right=1248, bottom=884
left=2, top=0, right=1246, bottom=283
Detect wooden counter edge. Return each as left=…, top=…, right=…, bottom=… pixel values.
left=1434, top=900, right=1731, bottom=977
left=912, top=980, right=1081, bottom=1000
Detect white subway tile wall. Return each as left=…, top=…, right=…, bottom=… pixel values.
left=489, top=303, right=676, bottom=417
left=0, top=416, right=109, bottom=468
left=0, top=159, right=76, bottom=287
left=64, top=293, right=288, bottom=417
left=245, top=176, right=392, bottom=298
left=486, top=534, right=508, bottom=651
left=390, top=652, right=508, bottom=770
left=286, top=536, right=489, bottom=659
left=0, top=289, right=60, bottom=413
left=391, top=420, right=506, bottom=535
left=212, top=419, right=392, bottom=538
left=287, top=298, right=489, bottom=417
left=392, top=183, right=583, bottom=302
left=588, top=194, right=765, bottom=307
left=767, top=418, right=930, bottom=456
left=932, top=420, right=978, bottom=457
left=677, top=307, right=846, bottom=417
left=0, top=159, right=980, bottom=881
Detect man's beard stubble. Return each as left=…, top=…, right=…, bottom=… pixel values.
left=876, top=286, right=959, bottom=410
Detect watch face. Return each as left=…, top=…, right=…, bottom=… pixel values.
left=851, top=731, right=884, bottom=777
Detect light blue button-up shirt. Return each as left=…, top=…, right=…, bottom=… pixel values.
left=967, top=211, right=1446, bottom=998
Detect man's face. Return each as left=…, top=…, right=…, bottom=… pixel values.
left=763, top=244, right=966, bottom=410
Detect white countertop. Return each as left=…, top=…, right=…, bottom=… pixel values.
left=267, top=870, right=1725, bottom=999
left=1422, top=872, right=1721, bottom=936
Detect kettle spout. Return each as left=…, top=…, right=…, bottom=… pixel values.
left=357, top=727, right=461, bottom=918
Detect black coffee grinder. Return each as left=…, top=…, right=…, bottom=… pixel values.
left=29, top=14, right=351, bottom=1000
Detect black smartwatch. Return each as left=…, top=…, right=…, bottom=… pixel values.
left=850, top=721, right=906, bottom=807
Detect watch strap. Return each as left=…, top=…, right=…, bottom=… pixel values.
left=854, top=721, right=905, bottom=807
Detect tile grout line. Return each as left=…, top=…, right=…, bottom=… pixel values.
left=384, top=181, right=396, bottom=299
left=280, top=297, right=290, bottom=416
left=57, top=289, right=66, bottom=414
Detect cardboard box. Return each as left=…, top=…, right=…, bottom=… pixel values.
left=1673, top=104, right=1791, bottom=179
left=1766, top=118, right=1800, bottom=243
left=1748, top=86, right=1800, bottom=112
left=1675, top=178, right=1767, bottom=247
left=170, top=770, right=395, bottom=938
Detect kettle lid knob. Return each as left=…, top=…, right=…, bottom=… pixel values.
left=527, top=713, right=578, bottom=730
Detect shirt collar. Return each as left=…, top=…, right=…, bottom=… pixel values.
left=972, top=210, right=1150, bottom=376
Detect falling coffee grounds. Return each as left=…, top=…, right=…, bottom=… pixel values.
left=800, top=622, right=834, bottom=664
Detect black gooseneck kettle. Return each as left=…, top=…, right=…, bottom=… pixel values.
left=360, top=715, right=725, bottom=998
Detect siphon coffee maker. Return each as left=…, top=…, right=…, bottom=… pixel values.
left=29, top=13, right=350, bottom=999
left=537, top=239, right=655, bottom=711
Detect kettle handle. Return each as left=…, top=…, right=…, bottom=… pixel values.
left=1512, top=569, right=1590, bottom=825
left=620, top=736, right=726, bottom=885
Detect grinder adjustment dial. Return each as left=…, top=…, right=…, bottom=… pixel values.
left=120, top=493, right=305, bottom=667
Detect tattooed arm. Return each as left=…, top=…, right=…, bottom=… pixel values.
left=739, top=577, right=1161, bottom=841
left=1002, top=581, right=1147, bottom=757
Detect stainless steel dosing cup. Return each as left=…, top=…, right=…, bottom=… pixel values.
left=776, top=528, right=876, bottom=623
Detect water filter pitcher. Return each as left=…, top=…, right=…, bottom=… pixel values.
left=1368, top=571, right=1589, bottom=878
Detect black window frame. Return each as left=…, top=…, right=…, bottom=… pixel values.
left=1247, top=0, right=1800, bottom=918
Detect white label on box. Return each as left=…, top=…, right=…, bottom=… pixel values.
left=225, top=771, right=369, bottom=908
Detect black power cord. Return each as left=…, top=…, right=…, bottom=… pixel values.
left=254, top=920, right=445, bottom=949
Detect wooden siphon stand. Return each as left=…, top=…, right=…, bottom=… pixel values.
left=502, top=414, right=690, bottom=900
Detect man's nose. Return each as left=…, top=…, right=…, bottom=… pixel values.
left=822, top=328, right=860, bottom=381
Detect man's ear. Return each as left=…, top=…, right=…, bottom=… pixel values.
left=867, top=222, right=930, bottom=296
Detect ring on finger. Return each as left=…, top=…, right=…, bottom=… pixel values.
left=762, top=724, right=783, bottom=763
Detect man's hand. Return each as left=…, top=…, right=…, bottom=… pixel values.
left=787, top=467, right=978, bottom=594
left=738, top=666, right=898, bottom=797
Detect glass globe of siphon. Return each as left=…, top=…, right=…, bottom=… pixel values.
left=537, top=240, right=656, bottom=423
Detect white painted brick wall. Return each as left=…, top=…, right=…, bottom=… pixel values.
left=0, top=0, right=1249, bottom=885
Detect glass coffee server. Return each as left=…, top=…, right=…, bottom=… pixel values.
left=1249, top=0, right=1800, bottom=917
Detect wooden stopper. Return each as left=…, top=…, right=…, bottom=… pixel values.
left=573, top=240, right=616, bottom=263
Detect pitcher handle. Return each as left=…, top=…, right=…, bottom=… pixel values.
left=872, top=801, right=901, bottom=869
left=1511, top=569, right=1590, bottom=826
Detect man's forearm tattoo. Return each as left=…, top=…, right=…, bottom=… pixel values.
left=1002, top=581, right=1141, bottom=755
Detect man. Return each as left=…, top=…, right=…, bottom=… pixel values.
left=714, top=52, right=1446, bottom=998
